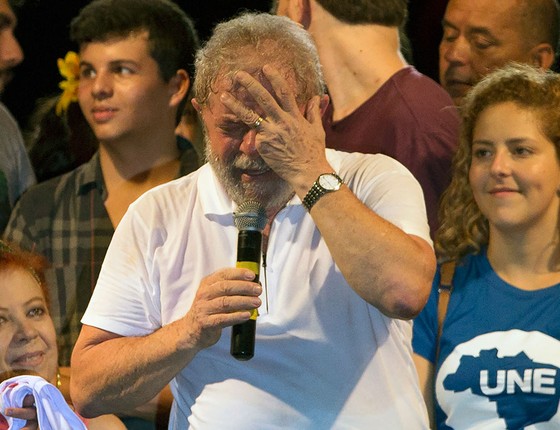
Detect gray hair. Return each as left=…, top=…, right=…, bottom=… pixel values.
left=193, top=12, right=325, bottom=106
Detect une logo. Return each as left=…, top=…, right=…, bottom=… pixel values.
left=480, top=368, right=557, bottom=395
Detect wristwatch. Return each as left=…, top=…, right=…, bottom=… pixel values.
left=302, top=172, right=343, bottom=211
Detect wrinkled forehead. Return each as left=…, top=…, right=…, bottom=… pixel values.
left=446, top=0, right=523, bottom=26
left=0, top=265, right=44, bottom=297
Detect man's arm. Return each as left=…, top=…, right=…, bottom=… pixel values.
left=221, top=66, right=436, bottom=319
left=71, top=268, right=262, bottom=418
left=306, top=186, right=435, bottom=319
left=413, top=353, right=436, bottom=428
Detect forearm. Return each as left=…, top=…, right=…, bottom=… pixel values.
left=413, top=353, right=436, bottom=428
left=71, top=268, right=260, bottom=418
left=308, top=186, right=436, bottom=319
left=71, top=320, right=199, bottom=418
left=70, top=357, right=167, bottom=423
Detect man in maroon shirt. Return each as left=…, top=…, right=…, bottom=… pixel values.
left=273, top=0, right=459, bottom=236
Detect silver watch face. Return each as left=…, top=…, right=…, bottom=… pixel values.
left=318, top=173, right=341, bottom=190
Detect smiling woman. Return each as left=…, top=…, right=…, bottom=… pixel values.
left=0, top=240, right=126, bottom=430
left=0, top=241, right=57, bottom=380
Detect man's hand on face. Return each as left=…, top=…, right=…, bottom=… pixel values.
left=219, top=65, right=332, bottom=195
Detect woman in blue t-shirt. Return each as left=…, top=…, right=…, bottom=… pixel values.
left=413, top=63, right=560, bottom=429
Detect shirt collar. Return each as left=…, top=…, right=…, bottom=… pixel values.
left=76, top=152, right=105, bottom=198
left=196, top=149, right=342, bottom=219
left=196, top=162, right=318, bottom=227
left=76, top=138, right=200, bottom=199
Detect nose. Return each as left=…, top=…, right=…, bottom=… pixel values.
left=90, top=70, right=113, bottom=100
left=0, top=30, right=24, bottom=69
left=239, top=128, right=259, bottom=156
left=489, top=149, right=512, bottom=177
left=14, top=318, right=38, bottom=344
left=440, top=37, right=470, bottom=66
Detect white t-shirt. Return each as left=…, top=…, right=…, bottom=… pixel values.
left=83, top=149, right=431, bottom=429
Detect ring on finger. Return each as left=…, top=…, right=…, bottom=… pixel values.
left=252, top=116, right=265, bottom=129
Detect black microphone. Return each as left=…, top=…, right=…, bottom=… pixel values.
left=230, top=200, right=266, bottom=361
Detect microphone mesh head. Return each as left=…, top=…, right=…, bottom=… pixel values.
left=233, top=201, right=267, bottom=232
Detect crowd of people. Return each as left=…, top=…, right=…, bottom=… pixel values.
left=1, top=0, right=559, bottom=429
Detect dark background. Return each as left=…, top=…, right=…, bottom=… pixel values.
left=2, top=0, right=447, bottom=132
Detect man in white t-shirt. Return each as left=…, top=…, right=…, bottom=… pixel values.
left=70, top=12, right=436, bottom=428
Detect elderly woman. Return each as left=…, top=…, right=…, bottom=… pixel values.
left=0, top=240, right=125, bottom=429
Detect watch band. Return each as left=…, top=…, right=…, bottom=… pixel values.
left=302, top=173, right=343, bottom=211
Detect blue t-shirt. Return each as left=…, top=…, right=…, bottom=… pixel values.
left=413, top=251, right=560, bottom=429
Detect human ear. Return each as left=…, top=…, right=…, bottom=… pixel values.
left=168, top=70, right=190, bottom=108
left=191, top=98, right=201, bottom=112
left=319, top=94, right=330, bottom=117
left=530, top=43, right=555, bottom=69
left=288, top=0, right=311, bottom=29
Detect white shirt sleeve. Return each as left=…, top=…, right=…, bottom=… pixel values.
left=329, top=149, right=432, bottom=246
left=82, top=190, right=165, bottom=337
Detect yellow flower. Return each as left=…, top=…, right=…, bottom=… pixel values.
left=55, top=51, right=80, bottom=116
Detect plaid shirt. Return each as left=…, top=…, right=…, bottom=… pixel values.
left=0, top=102, right=36, bottom=233
left=0, top=171, right=9, bottom=233
left=4, top=143, right=200, bottom=365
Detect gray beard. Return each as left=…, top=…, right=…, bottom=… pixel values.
left=204, top=136, right=294, bottom=210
